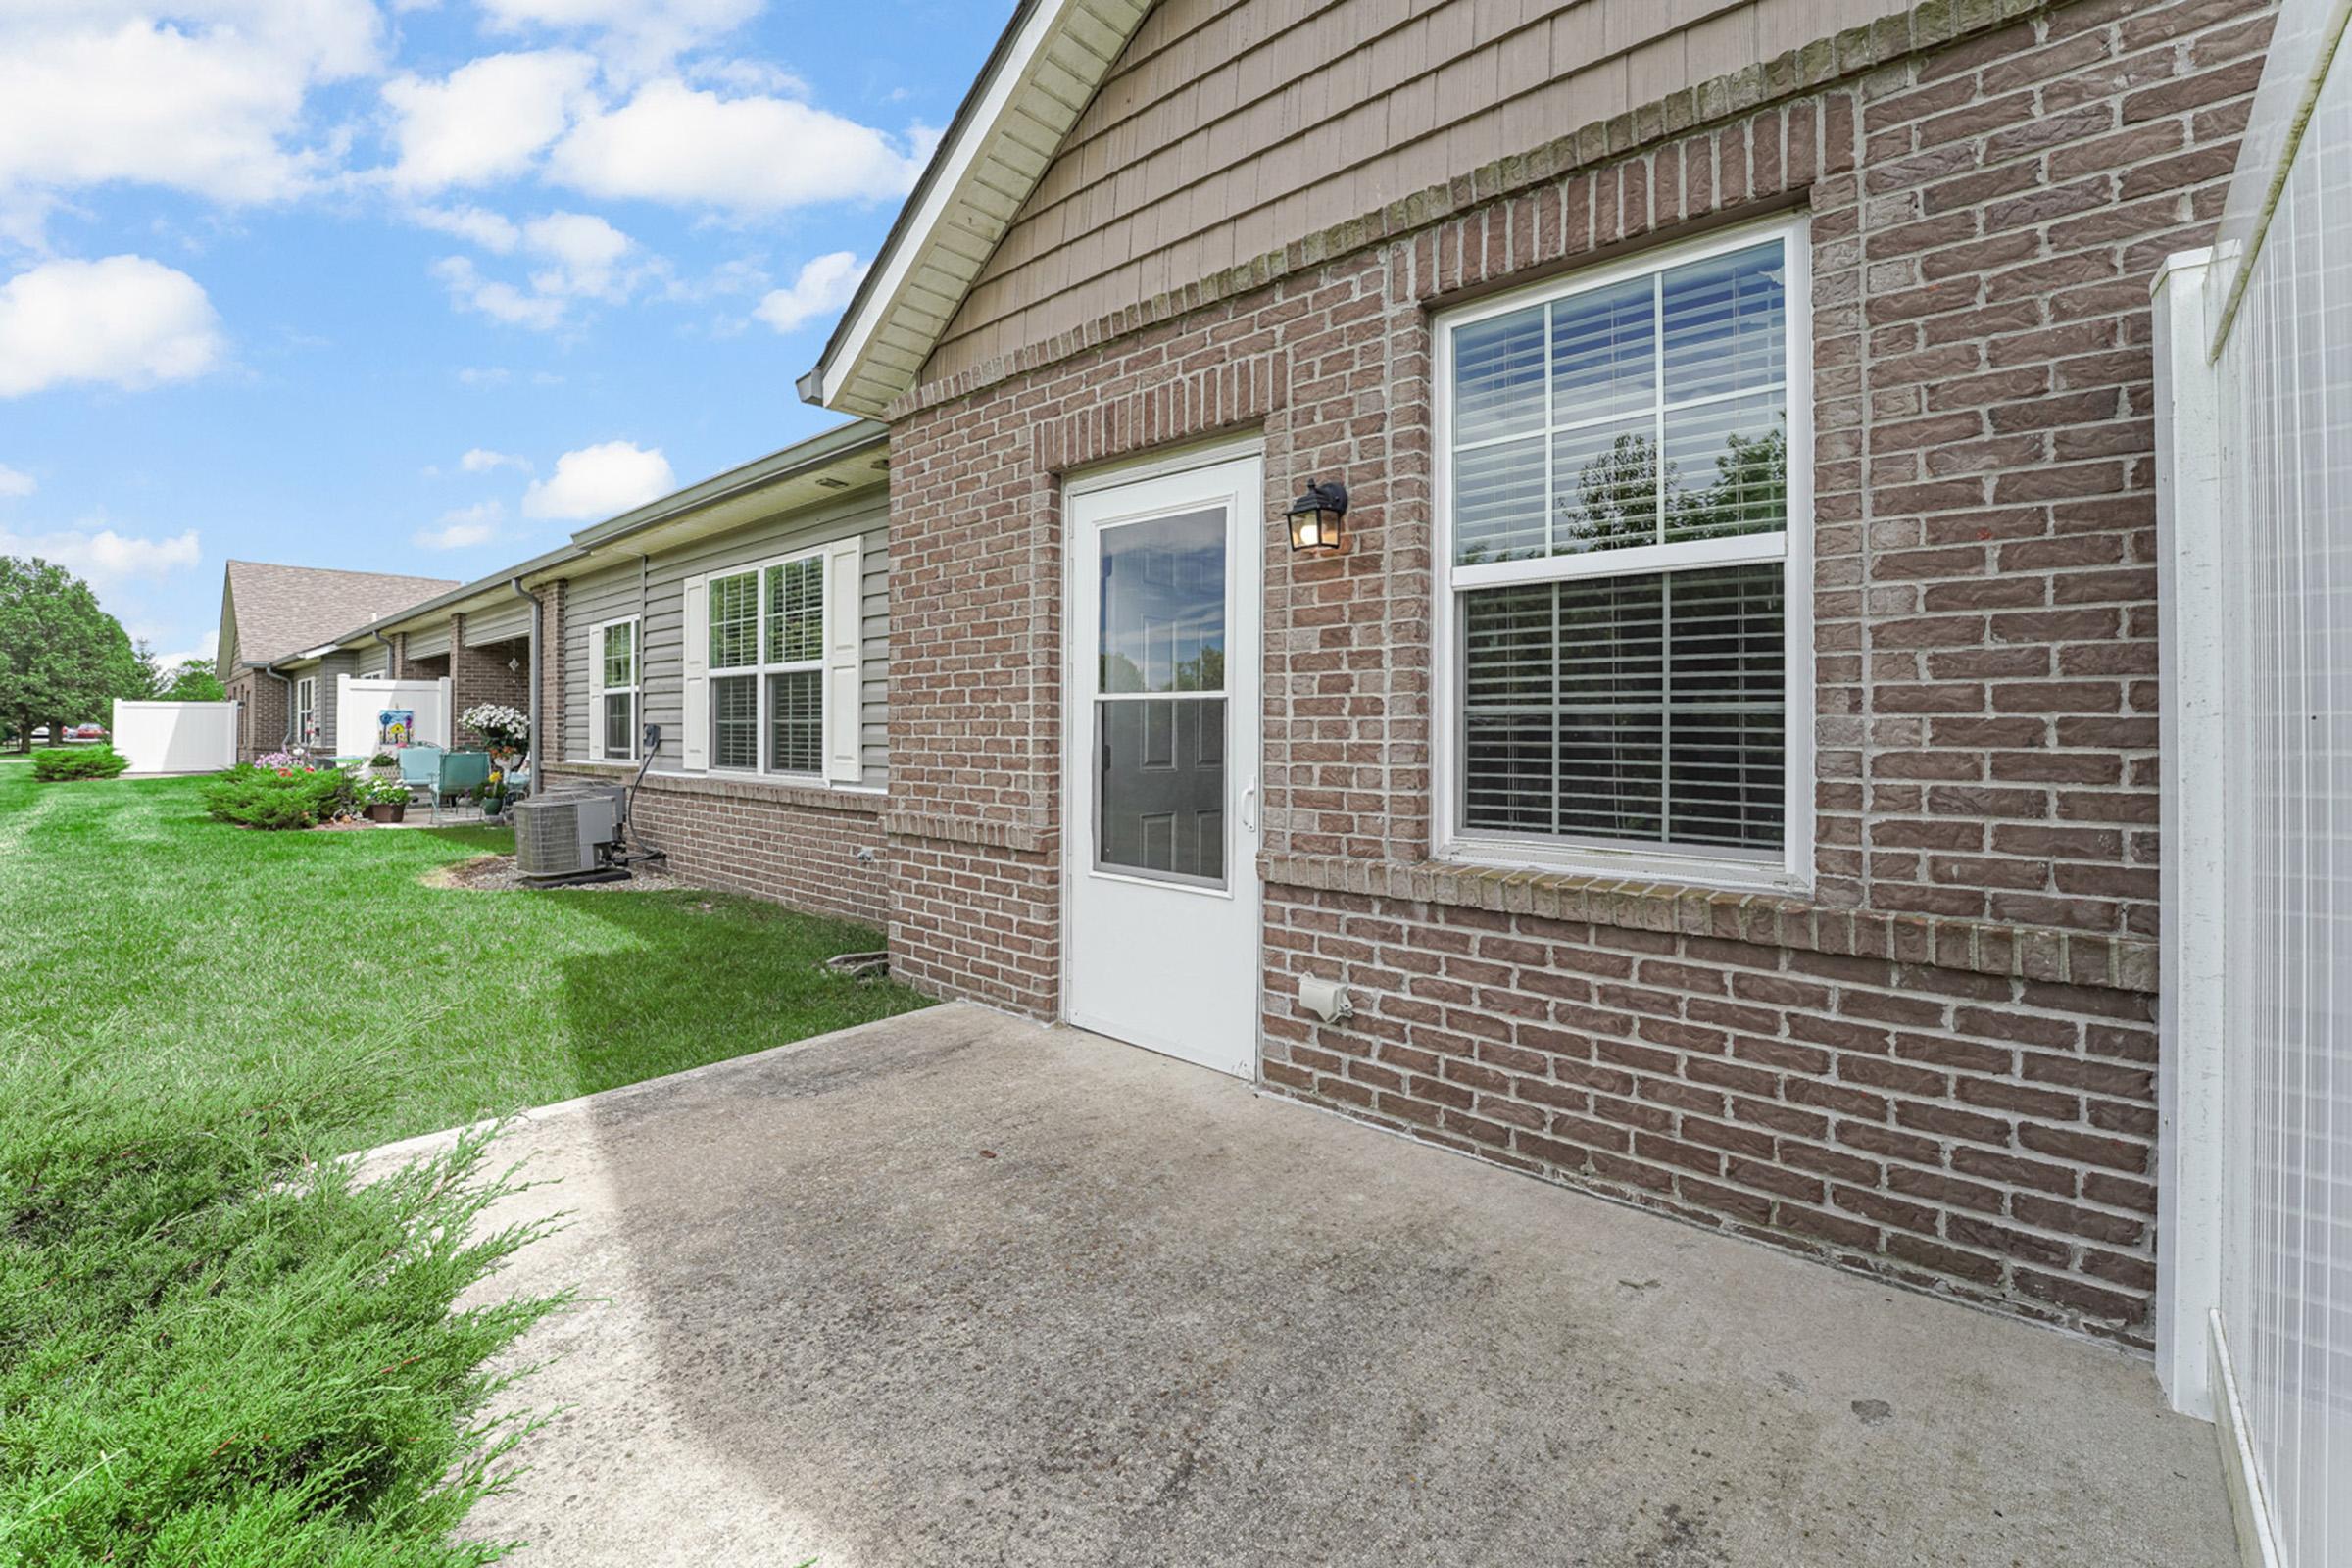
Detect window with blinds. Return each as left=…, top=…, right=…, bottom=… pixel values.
left=706, top=552, right=828, bottom=777
left=599, top=619, right=638, bottom=761
left=1438, top=221, right=1807, bottom=881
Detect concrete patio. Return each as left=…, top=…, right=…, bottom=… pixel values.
left=383, top=1002, right=2238, bottom=1567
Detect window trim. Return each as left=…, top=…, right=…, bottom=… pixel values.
left=705, top=544, right=827, bottom=782
left=596, top=615, right=640, bottom=762
left=294, top=675, right=317, bottom=747
left=1429, top=215, right=1815, bottom=895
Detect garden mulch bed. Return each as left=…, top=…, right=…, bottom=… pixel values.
left=425, top=854, right=686, bottom=894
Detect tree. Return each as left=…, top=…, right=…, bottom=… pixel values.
left=0, top=557, right=147, bottom=752
left=158, top=662, right=227, bottom=702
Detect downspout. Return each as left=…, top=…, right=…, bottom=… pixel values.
left=372, top=626, right=398, bottom=675
left=511, top=578, right=543, bottom=786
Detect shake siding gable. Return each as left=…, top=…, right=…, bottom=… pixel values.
left=867, top=0, right=2274, bottom=1347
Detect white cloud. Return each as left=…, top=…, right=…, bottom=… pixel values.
left=477, top=0, right=761, bottom=74
left=0, top=465, right=33, bottom=499
left=755, top=251, right=863, bottom=335
left=0, top=256, right=226, bottom=397
left=548, top=79, right=924, bottom=213
left=457, top=366, right=512, bottom=387
left=461, top=447, right=530, bottom=474
left=0, top=4, right=379, bottom=221
left=409, top=203, right=521, bottom=253
left=413, top=499, right=503, bottom=549
left=523, top=440, right=672, bottom=520
left=381, top=50, right=597, bottom=193
left=149, top=627, right=220, bottom=668
left=0, top=523, right=201, bottom=582
left=433, top=210, right=650, bottom=330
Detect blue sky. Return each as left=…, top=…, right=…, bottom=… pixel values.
left=0, top=0, right=1005, bottom=667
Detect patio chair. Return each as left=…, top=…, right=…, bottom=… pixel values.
left=396, top=745, right=444, bottom=809
left=430, top=750, right=492, bottom=825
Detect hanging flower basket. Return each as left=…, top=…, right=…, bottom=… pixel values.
left=460, top=703, right=531, bottom=754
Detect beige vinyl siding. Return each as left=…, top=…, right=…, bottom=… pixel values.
left=407, top=623, right=452, bottom=661
left=927, top=0, right=1907, bottom=382
left=355, top=639, right=391, bottom=678
left=463, top=600, right=532, bottom=646
left=561, top=494, right=890, bottom=788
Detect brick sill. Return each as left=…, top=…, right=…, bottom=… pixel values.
left=546, top=761, right=886, bottom=816
left=1262, top=852, right=2157, bottom=996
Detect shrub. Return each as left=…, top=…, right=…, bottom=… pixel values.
left=200, top=763, right=351, bottom=830
left=0, top=1049, right=560, bottom=1565
left=31, top=745, right=128, bottom=782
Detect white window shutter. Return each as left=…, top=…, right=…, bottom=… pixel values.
left=681, top=576, right=710, bottom=771
left=822, top=537, right=863, bottom=784
left=586, top=624, right=607, bottom=760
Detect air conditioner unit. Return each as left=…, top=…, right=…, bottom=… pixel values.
left=514, top=787, right=626, bottom=884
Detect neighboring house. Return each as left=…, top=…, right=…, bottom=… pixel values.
left=215, top=562, right=459, bottom=760
left=221, top=0, right=2278, bottom=1369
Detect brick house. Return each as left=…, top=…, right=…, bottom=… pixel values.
left=215, top=561, right=458, bottom=761
left=764, top=0, right=2275, bottom=1352
left=218, top=0, right=2273, bottom=1359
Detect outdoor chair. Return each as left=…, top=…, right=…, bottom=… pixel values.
left=429, top=750, right=492, bottom=825
left=396, top=745, right=444, bottom=809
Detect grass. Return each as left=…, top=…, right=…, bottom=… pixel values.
left=0, top=760, right=931, bottom=1563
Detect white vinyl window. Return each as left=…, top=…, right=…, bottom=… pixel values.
left=1432, top=218, right=1813, bottom=891
left=708, top=552, right=826, bottom=778
left=293, top=676, right=317, bottom=747
left=597, top=618, right=639, bottom=760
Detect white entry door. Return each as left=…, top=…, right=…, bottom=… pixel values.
left=1065, top=450, right=1263, bottom=1078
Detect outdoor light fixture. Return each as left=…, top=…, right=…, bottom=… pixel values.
left=1285, top=478, right=1349, bottom=554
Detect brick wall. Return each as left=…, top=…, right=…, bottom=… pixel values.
left=542, top=763, right=890, bottom=926
left=877, top=0, right=2269, bottom=1345
left=535, top=581, right=565, bottom=768
left=225, top=670, right=287, bottom=762
left=449, top=613, right=533, bottom=749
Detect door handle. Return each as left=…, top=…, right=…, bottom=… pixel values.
left=1242, top=778, right=1257, bottom=832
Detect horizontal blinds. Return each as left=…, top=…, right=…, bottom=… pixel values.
left=1461, top=563, right=1786, bottom=853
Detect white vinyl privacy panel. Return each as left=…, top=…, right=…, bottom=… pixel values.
left=2190, top=13, right=2352, bottom=1559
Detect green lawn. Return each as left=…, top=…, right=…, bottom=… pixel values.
left=0, top=760, right=930, bottom=1564
left=0, top=760, right=928, bottom=1150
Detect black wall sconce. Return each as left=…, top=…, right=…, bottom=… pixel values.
left=1285, top=478, right=1349, bottom=554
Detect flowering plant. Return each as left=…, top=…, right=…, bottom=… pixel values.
left=461, top=704, right=529, bottom=751
left=255, top=751, right=327, bottom=774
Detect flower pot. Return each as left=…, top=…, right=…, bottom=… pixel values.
left=363, top=802, right=408, bottom=823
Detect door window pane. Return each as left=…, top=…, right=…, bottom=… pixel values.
left=767, top=669, right=821, bottom=774
left=1098, top=697, right=1226, bottom=885
left=1099, top=509, right=1225, bottom=694
left=710, top=673, right=758, bottom=770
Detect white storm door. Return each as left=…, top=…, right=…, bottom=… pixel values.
left=1065, top=452, right=1263, bottom=1079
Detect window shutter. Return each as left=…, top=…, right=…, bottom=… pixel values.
left=586, top=623, right=607, bottom=761
left=682, top=576, right=710, bottom=771
left=822, top=537, right=863, bottom=784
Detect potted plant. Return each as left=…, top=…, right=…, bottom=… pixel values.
left=355, top=775, right=410, bottom=823
left=366, top=751, right=400, bottom=781
left=460, top=704, right=530, bottom=769
left=479, top=769, right=507, bottom=820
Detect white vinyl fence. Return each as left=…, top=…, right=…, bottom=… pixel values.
left=2158, top=0, right=2352, bottom=1558
left=110, top=700, right=239, bottom=774
left=334, top=675, right=451, bottom=755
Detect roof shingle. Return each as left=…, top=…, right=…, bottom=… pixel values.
left=222, top=561, right=462, bottom=669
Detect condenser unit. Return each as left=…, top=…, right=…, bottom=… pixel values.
left=514, top=787, right=627, bottom=885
